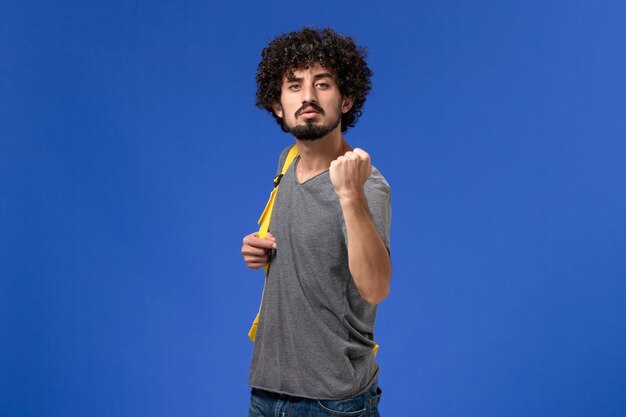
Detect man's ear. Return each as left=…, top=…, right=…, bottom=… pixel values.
left=341, top=96, right=354, bottom=113
left=272, top=102, right=283, bottom=118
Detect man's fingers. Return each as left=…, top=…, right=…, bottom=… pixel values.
left=353, top=148, right=370, bottom=162
left=246, top=255, right=269, bottom=267
left=244, top=252, right=271, bottom=269
left=243, top=233, right=277, bottom=249
left=344, top=151, right=358, bottom=160
left=242, top=231, right=275, bottom=269
left=242, top=245, right=269, bottom=257
left=247, top=260, right=268, bottom=270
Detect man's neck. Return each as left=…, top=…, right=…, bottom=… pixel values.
left=295, top=129, right=351, bottom=182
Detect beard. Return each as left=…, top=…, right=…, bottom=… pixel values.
left=282, top=103, right=342, bottom=141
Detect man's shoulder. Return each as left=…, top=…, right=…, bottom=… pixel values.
left=367, top=166, right=391, bottom=195
left=276, top=145, right=296, bottom=175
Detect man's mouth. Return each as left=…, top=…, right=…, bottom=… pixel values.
left=296, top=104, right=324, bottom=119
left=300, top=110, right=319, bottom=119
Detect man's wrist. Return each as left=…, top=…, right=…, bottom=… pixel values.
left=337, top=189, right=367, bottom=208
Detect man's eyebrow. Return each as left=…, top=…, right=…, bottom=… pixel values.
left=313, top=72, right=334, bottom=80
left=285, top=72, right=335, bottom=82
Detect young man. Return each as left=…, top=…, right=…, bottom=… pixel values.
left=241, top=27, right=392, bottom=416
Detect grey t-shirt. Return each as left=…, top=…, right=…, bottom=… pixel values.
left=249, top=146, right=392, bottom=400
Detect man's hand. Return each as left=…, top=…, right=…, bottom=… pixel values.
left=329, top=148, right=373, bottom=200
left=241, top=232, right=276, bottom=269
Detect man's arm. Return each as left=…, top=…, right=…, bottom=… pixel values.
left=330, top=148, right=392, bottom=305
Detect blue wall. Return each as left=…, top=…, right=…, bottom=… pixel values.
left=2, top=1, right=625, bottom=416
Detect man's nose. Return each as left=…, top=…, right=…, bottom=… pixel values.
left=302, top=83, right=317, bottom=103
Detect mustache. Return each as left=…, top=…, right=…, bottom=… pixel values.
left=295, top=102, right=325, bottom=118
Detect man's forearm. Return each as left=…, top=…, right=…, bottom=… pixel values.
left=340, top=192, right=391, bottom=305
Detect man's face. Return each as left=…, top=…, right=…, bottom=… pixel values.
left=272, top=63, right=353, bottom=141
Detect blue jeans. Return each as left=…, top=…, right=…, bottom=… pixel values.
left=248, top=380, right=382, bottom=417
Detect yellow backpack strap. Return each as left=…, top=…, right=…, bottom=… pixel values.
left=257, top=145, right=300, bottom=240
left=248, top=145, right=299, bottom=342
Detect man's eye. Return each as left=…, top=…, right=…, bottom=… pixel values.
left=289, top=84, right=301, bottom=90
left=316, top=83, right=329, bottom=89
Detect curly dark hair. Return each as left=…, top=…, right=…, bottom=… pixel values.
left=256, top=27, right=372, bottom=133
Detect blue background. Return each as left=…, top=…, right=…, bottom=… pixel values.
left=2, top=1, right=626, bottom=416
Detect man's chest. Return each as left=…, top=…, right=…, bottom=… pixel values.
left=270, top=173, right=347, bottom=260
